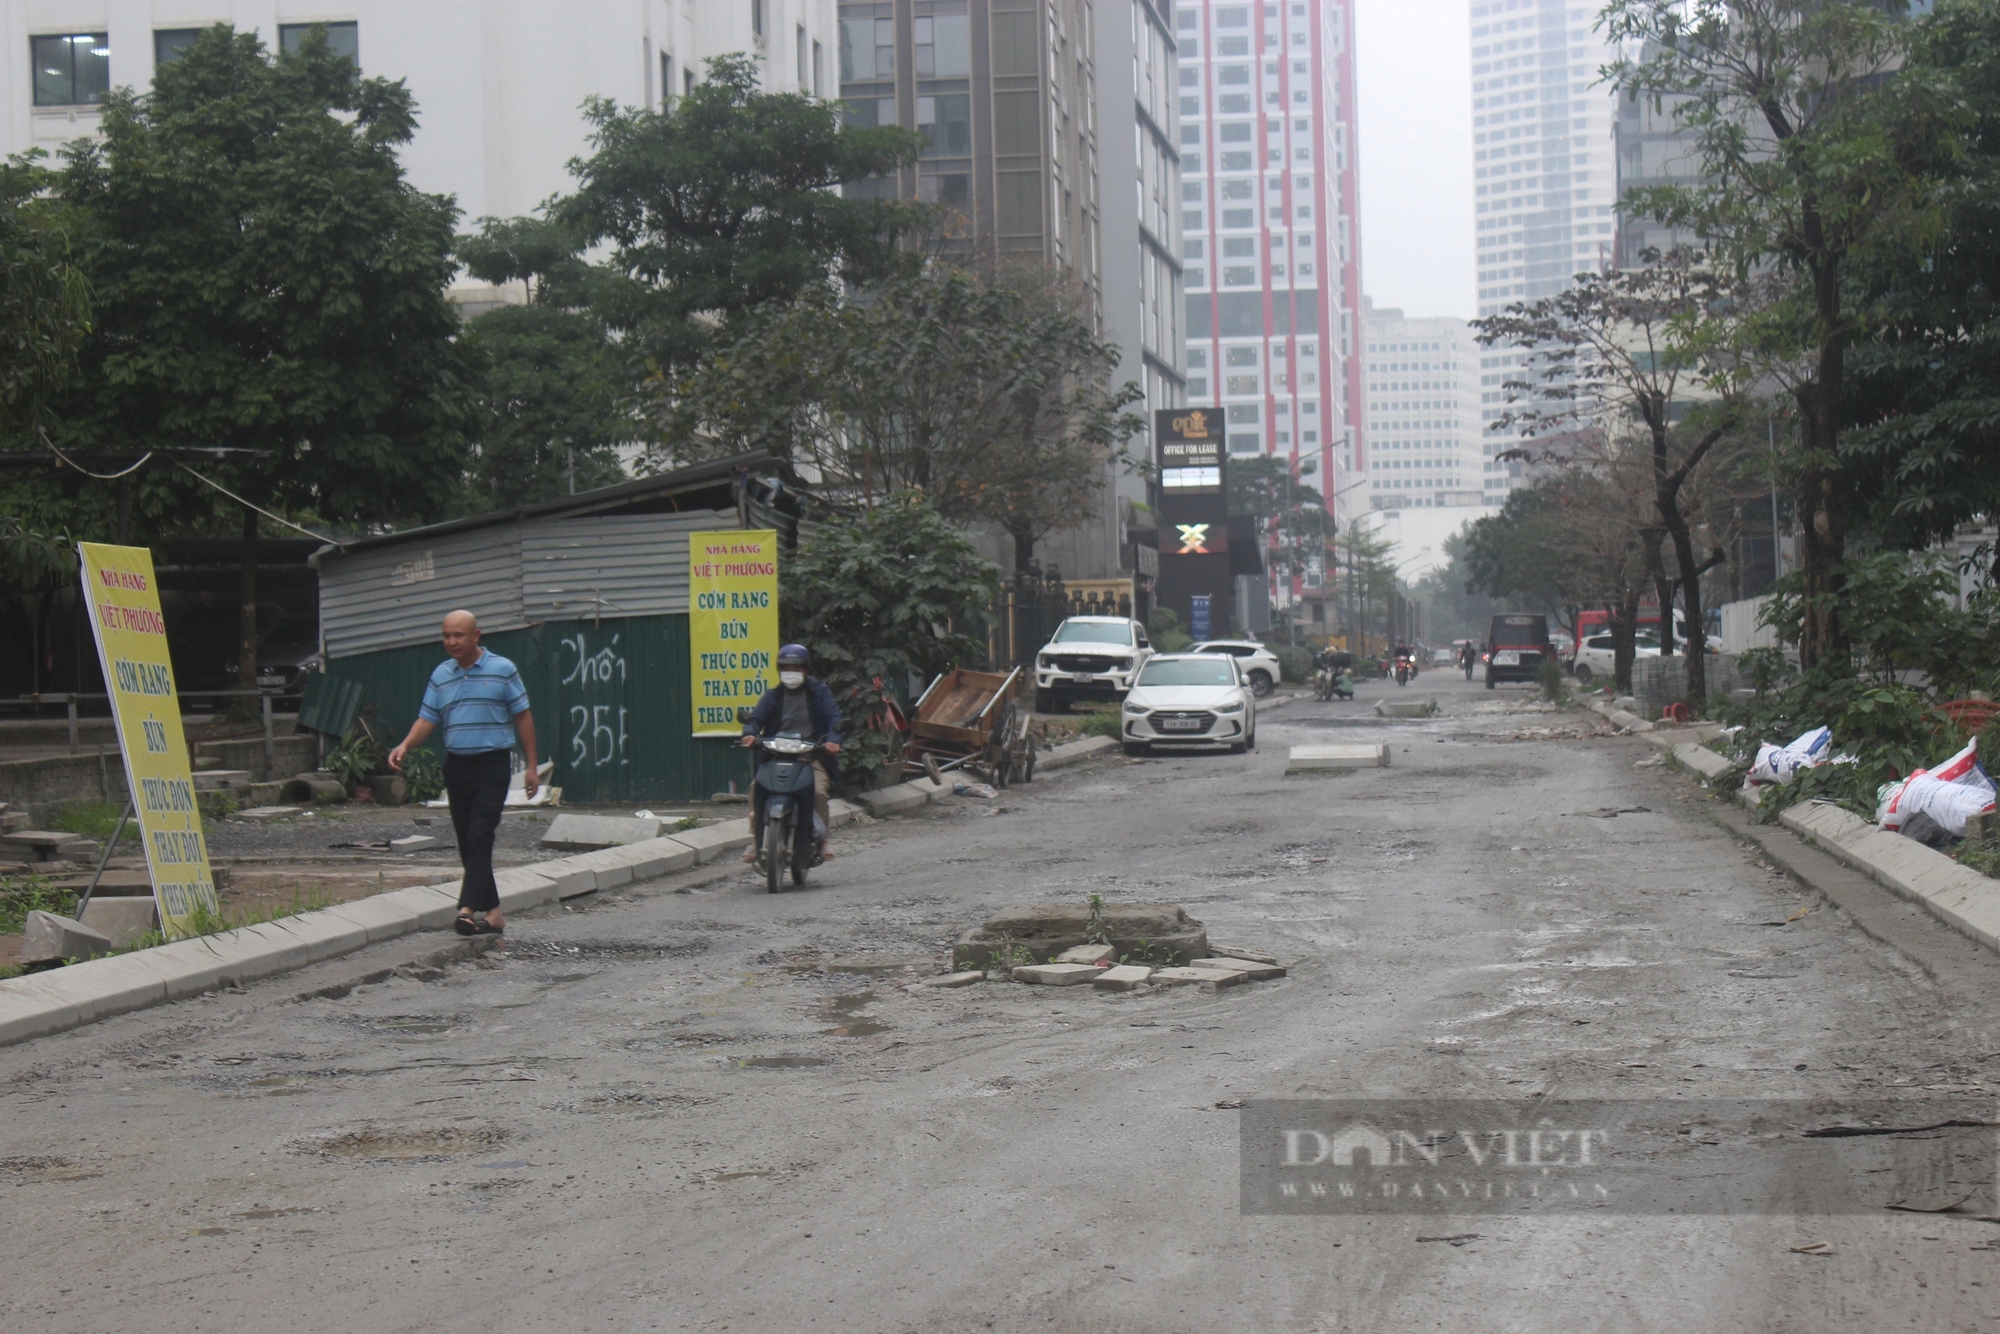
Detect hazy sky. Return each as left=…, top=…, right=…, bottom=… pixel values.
left=1353, top=0, right=1475, bottom=321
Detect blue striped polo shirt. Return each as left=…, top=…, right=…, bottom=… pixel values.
left=419, top=650, right=530, bottom=753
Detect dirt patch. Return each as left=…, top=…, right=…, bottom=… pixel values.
left=296, top=1125, right=509, bottom=1160
left=0, top=1155, right=103, bottom=1183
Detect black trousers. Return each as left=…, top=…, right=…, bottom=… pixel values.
left=445, top=749, right=512, bottom=914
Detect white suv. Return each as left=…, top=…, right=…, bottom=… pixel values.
left=1186, top=640, right=1282, bottom=697
left=1033, top=616, right=1153, bottom=713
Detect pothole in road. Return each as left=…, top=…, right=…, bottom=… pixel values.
left=297, top=1126, right=510, bottom=1160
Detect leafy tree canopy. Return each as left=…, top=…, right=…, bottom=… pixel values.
left=460, top=304, right=629, bottom=509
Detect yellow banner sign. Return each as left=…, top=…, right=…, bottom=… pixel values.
left=688, top=529, right=779, bottom=737
left=77, top=543, right=219, bottom=938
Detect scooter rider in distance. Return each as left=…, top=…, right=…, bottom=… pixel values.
left=739, top=644, right=843, bottom=864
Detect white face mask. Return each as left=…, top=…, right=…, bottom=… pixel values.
left=779, top=671, right=806, bottom=689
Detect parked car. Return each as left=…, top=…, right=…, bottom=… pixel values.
left=1483, top=613, right=1550, bottom=689
left=1186, top=639, right=1281, bottom=697
left=1430, top=647, right=1455, bottom=667
left=1119, top=653, right=1257, bottom=755
left=1033, top=616, right=1154, bottom=713
left=1572, top=634, right=1661, bottom=684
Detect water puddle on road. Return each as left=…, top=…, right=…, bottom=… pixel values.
left=817, top=991, right=891, bottom=1038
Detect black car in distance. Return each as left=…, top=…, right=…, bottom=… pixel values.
left=1484, top=613, right=1549, bottom=689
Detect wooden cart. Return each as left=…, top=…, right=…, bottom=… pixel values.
left=902, top=667, right=1035, bottom=788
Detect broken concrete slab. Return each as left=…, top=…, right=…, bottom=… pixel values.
left=1011, top=962, right=1106, bottom=986
left=1038, top=735, right=1118, bottom=772
left=539, top=813, right=662, bottom=850
left=234, top=805, right=305, bottom=822
left=192, top=769, right=253, bottom=791
left=919, top=970, right=985, bottom=988
left=1190, top=957, right=1288, bottom=981
left=1208, top=945, right=1278, bottom=965
left=20, top=910, right=113, bottom=965
left=80, top=896, right=159, bottom=950
left=1286, top=744, right=1388, bottom=773
left=857, top=782, right=933, bottom=817
left=660, top=823, right=751, bottom=865
left=1093, top=964, right=1154, bottom=991
left=1150, top=965, right=1248, bottom=993
left=1373, top=697, right=1438, bottom=719
left=953, top=901, right=1208, bottom=971
left=389, top=834, right=441, bottom=852
left=1055, top=943, right=1117, bottom=965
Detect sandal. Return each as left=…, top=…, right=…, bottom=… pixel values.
left=454, top=912, right=477, bottom=936
left=471, top=918, right=504, bottom=936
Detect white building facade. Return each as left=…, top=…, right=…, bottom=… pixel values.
left=1468, top=0, right=1615, bottom=319
left=0, top=1, right=838, bottom=252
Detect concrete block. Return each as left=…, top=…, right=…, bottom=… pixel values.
left=1671, top=743, right=1732, bottom=779
left=1150, top=966, right=1248, bottom=993
left=1093, top=964, right=1154, bottom=991
left=234, top=806, right=303, bottom=822
left=570, top=849, right=634, bottom=890
left=4, top=829, right=81, bottom=848
left=826, top=798, right=864, bottom=829
left=494, top=868, right=560, bottom=913
left=857, top=783, right=931, bottom=817
left=374, top=884, right=463, bottom=931
left=920, top=971, right=985, bottom=988
left=0, top=982, right=87, bottom=1046
left=604, top=839, right=698, bottom=882
left=1208, top=945, right=1279, bottom=965
left=389, top=834, right=440, bottom=852
left=1055, top=944, right=1117, bottom=965
left=1190, top=957, right=1288, bottom=981
left=25, top=953, right=169, bottom=1019
left=1011, top=962, right=1106, bottom=986
left=193, top=769, right=253, bottom=791
left=251, top=909, right=372, bottom=966
left=955, top=901, right=1208, bottom=970
left=109, top=940, right=232, bottom=1001
left=662, top=823, right=752, bottom=864
left=199, top=921, right=320, bottom=982
left=21, top=910, right=112, bottom=964
left=539, top=813, right=662, bottom=850
left=322, top=894, right=425, bottom=945
left=1286, top=744, right=1388, bottom=773
left=1038, top=735, right=1117, bottom=772
left=1373, top=698, right=1437, bottom=718
left=80, top=896, right=159, bottom=950
left=529, top=858, right=602, bottom=900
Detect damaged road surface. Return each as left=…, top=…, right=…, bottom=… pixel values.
left=5, top=674, right=2000, bottom=1331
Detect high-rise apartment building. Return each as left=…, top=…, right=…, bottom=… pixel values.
left=1176, top=0, right=1363, bottom=533
left=1359, top=302, right=1484, bottom=512
left=1468, top=0, right=1616, bottom=319
left=1, top=2, right=840, bottom=239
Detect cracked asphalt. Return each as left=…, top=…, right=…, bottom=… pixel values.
left=5, top=674, right=2000, bottom=1332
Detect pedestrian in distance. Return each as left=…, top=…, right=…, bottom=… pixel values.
left=388, top=610, right=539, bottom=938
left=739, top=643, right=843, bottom=864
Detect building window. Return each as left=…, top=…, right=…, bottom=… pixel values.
left=1225, top=346, right=1259, bottom=367
left=32, top=33, right=109, bottom=106
left=1226, top=376, right=1260, bottom=395
left=278, top=22, right=359, bottom=64
left=798, top=25, right=809, bottom=88
left=1221, top=151, right=1253, bottom=171
left=1185, top=268, right=1207, bottom=288
left=844, top=97, right=897, bottom=129
left=1184, top=239, right=1204, bottom=259
left=685, top=67, right=697, bottom=96
left=841, top=16, right=894, bottom=80
left=1222, top=208, right=1255, bottom=228
left=1188, top=377, right=1209, bottom=398
left=813, top=41, right=823, bottom=95
left=753, top=0, right=766, bottom=40
left=1223, top=266, right=1255, bottom=286
left=1187, top=348, right=1208, bottom=369
left=662, top=52, right=674, bottom=103
left=154, top=29, right=202, bottom=67
left=1216, top=7, right=1250, bottom=27
left=914, top=13, right=971, bottom=78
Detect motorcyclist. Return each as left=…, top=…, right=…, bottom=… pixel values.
left=739, top=644, right=843, bottom=865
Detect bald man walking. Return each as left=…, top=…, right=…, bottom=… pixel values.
left=389, top=611, right=539, bottom=937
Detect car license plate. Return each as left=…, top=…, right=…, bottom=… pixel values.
left=1494, top=651, right=1520, bottom=665
left=1159, top=717, right=1203, bottom=731
left=1071, top=673, right=1094, bottom=684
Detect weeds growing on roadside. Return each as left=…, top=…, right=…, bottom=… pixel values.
left=1538, top=656, right=1568, bottom=704
left=0, top=874, right=76, bottom=935
left=51, top=801, right=122, bottom=840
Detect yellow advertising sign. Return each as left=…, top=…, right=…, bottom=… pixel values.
left=688, top=529, right=779, bottom=737
left=77, top=543, right=219, bottom=938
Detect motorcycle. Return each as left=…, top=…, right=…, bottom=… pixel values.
left=1313, top=665, right=1336, bottom=701
left=750, top=732, right=824, bottom=893
left=1394, top=654, right=1415, bottom=686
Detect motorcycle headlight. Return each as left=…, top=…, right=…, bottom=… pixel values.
left=1122, top=698, right=1149, bottom=714
left=1215, top=698, right=1246, bottom=714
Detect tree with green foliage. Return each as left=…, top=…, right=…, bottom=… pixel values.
left=1841, top=2, right=2000, bottom=576
left=659, top=264, right=1144, bottom=570
left=44, top=23, right=475, bottom=689
left=779, top=493, right=1001, bottom=787
left=1602, top=0, right=1961, bottom=670
left=0, top=155, right=88, bottom=432
left=461, top=304, right=628, bottom=508
left=458, top=54, right=925, bottom=381
left=1227, top=453, right=1331, bottom=634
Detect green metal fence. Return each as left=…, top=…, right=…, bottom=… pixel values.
left=324, top=613, right=747, bottom=804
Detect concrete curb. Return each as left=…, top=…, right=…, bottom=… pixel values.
left=0, top=831, right=739, bottom=1049
left=1036, top=735, right=1118, bottom=771
left=1636, top=728, right=2000, bottom=959
left=1584, top=695, right=1653, bottom=732
left=853, top=736, right=1119, bottom=818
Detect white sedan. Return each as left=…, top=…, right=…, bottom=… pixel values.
left=1119, top=654, right=1257, bottom=755
left=1186, top=639, right=1282, bottom=697
left=1572, top=633, right=1660, bottom=684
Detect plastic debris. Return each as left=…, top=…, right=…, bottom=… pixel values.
left=952, top=782, right=997, bottom=799
left=1748, top=726, right=1831, bottom=785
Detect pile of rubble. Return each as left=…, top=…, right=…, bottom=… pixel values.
left=933, top=900, right=1288, bottom=994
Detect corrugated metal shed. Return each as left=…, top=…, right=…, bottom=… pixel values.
left=320, top=528, right=525, bottom=658
left=520, top=510, right=734, bottom=622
